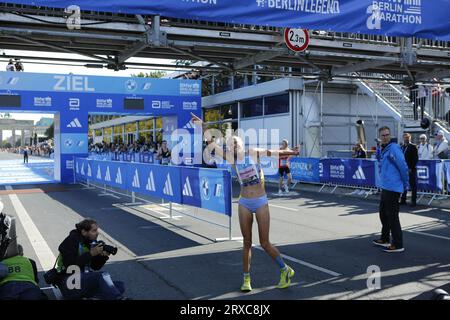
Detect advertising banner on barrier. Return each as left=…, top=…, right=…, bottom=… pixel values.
left=127, top=163, right=182, bottom=204
left=320, top=158, right=376, bottom=187
left=75, top=158, right=231, bottom=215
left=290, top=158, right=320, bottom=183
left=417, top=160, right=443, bottom=192
left=181, top=167, right=232, bottom=216
left=5, top=0, right=450, bottom=41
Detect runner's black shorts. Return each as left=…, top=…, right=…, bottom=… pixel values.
left=278, top=167, right=291, bottom=176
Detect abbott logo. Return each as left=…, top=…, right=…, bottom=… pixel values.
left=69, top=98, right=80, bottom=110
left=417, top=166, right=429, bottom=179
left=352, top=166, right=366, bottom=180
left=182, top=177, right=193, bottom=197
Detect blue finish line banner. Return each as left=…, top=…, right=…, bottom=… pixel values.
left=4, top=0, right=450, bottom=41
left=74, top=158, right=232, bottom=216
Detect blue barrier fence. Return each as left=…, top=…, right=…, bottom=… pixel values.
left=217, top=157, right=446, bottom=194
left=74, top=158, right=232, bottom=216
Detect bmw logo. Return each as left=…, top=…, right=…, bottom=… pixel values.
left=201, top=177, right=211, bottom=200
left=65, top=139, right=73, bottom=148
left=125, top=79, right=137, bottom=91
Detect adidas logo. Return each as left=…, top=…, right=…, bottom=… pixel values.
left=183, top=120, right=195, bottom=129
left=115, top=168, right=122, bottom=184
left=146, top=171, right=156, bottom=192
left=67, top=118, right=82, bottom=128
left=105, top=166, right=111, bottom=182
left=96, top=166, right=102, bottom=180
left=352, top=166, right=366, bottom=180
left=182, top=177, right=193, bottom=197
left=87, top=164, right=92, bottom=177
left=76, top=162, right=79, bottom=174
left=80, top=163, right=85, bottom=175
left=163, top=173, right=174, bottom=196
left=132, top=169, right=140, bottom=188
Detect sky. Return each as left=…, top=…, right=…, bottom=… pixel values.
left=1, top=49, right=176, bottom=138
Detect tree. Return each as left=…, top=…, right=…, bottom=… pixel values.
left=15, top=140, right=21, bottom=147
left=3, top=142, right=11, bottom=148
left=45, top=123, right=54, bottom=139
left=131, top=71, right=166, bottom=78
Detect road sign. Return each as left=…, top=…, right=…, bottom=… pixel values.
left=284, top=28, right=310, bottom=52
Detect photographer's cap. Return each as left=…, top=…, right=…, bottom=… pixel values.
left=437, top=130, right=445, bottom=136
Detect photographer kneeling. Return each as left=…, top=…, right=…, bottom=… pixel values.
left=54, top=219, right=126, bottom=300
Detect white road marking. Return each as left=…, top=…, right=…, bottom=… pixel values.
left=269, top=204, right=299, bottom=212
left=406, top=230, right=450, bottom=241
left=5, top=185, right=62, bottom=299
left=237, top=240, right=342, bottom=277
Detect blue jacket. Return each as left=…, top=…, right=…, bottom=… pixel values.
left=378, top=142, right=409, bottom=193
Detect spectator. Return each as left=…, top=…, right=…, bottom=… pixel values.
left=400, top=133, right=418, bottom=207
left=14, top=59, right=24, bottom=72
left=23, top=147, right=28, bottom=164
left=353, top=143, right=367, bottom=159
left=6, top=59, right=15, bottom=72
left=372, top=126, right=409, bottom=253
left=418, top=134, right=433, bottom=160
left=433, top=130, right=448, bottom=159
left=203, top=136, right=218, bottom=169
left=157, top=140, right=171, bottom=165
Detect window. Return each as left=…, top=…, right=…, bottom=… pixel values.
left=204, top=107, right=221, bottom=122
left=221, top=103, right=238, bottom=120
left=139, top=119, right=153, bottom=132
left=241, top=98, right=263, bottom=118
left=125, top=122, right=137, bottom=133
left=104, top=127, right=112, bottom=136
left=113, top=125, right=123, bottom=135
left=156, top=117, right=163, bottom=129
left=264, top=94, right=289, bottom=115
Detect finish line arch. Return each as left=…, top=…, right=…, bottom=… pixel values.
left=0, top=71, right=202, bottom=183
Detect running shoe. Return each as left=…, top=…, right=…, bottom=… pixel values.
left=383, top=245, right=405, bottom=253
left=277, top=265, right=295, bottom=289
left=372, top=239, right=390, bottom=248
left=277, top=189, right=284, bottom=196
left=240, top=275, right=252, bottom=292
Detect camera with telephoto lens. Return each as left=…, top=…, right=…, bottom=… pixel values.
left=91, top=240, right=118, bottom=255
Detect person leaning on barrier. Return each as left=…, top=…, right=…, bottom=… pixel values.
left=400, top=133, right=418, bottom=207
left=53, top=219, right=127, bottom=300
left=418, top=134, right=434, bottom=160
left=433, top=130, right=448, bottom=159
left=157, top=140, right=171, bottom=165
left=373, top=126, right=409, bottom=253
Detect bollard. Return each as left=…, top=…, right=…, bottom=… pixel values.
left=131, top=191, right=136, bottom=204
left=169, top=202, right=173, bottom=219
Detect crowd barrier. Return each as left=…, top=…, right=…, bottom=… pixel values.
left=218, top=156, right=449, bottom=204
left=74, top=157, right=237, bottom=241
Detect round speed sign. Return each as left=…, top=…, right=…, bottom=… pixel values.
left=284, top=28, right=310, bottom=52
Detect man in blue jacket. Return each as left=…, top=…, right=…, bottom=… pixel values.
left=373, top=126, right=409, bottom=253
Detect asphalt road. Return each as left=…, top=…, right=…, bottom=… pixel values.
left=1, top=152, right=449, bottom=300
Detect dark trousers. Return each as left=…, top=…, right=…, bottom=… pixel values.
left=23, top=155, right=28, bottom=163
left=58, top=271, right=125, bottom=300
left=0, top=282, right=48, bottom=300
left=401, top=169, right=417, bottom=204
left=379, top=189, right=403, bottom=248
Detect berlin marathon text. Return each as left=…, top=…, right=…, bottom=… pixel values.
left=259, top=0, right=340, bottom=14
